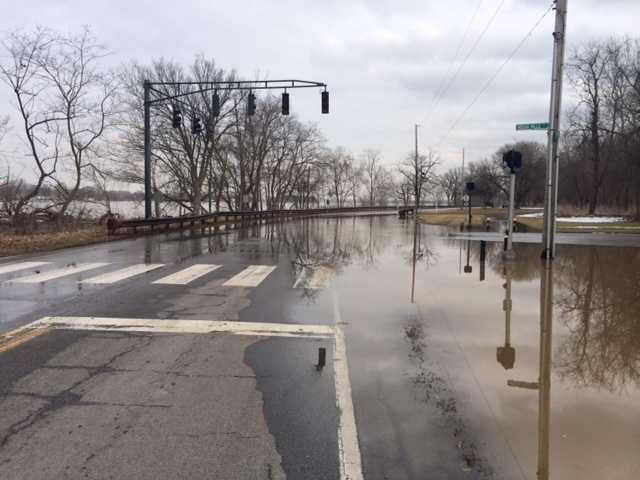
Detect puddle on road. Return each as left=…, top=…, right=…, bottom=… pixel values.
left=241, top=216, right=640, bottom=480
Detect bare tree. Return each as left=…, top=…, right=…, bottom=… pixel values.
left=0, top=27, right=117, bottom=225
left=120, top=56, right=239, bottom=215
left=397, top=148, right=439, bottom=207
left=361, top=149, right=385, bottom=206
left=439, top=167, right=463, bottom=206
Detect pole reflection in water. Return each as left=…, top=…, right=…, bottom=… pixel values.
left=411, top=217, right=418, bottom=303
left=497, top=260, right=515, bottom=370
left=464, top=239, right=472, bottom=274
left=479, top=240, right=486, bottom=281
left=537, top=258, right=553, bottom=480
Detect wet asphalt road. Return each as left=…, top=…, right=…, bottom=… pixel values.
left=1, top=216, right=639, bottom=479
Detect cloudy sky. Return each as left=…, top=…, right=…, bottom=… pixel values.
left=2, top=0, right=640, bottom=174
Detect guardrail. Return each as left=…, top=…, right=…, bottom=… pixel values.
left=106, top=205, right=412, bottom=235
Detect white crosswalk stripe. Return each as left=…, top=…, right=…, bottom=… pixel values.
left=9, top=263, right=110, bottom=283
left=81, top=264, right=164, bottom=284
left=153, top=264, right=221, bottom=285
left=0, top=261, right=51, bottom=275
left=222, top=265, right=276, bottom=287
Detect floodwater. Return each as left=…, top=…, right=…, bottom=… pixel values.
left=3, top=214, right=638, bottom=478
left=266, top=216, right=640, bottom=479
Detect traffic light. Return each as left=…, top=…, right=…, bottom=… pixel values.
left=247, top=92, right=256, bottom=116
left=466, top=181, right=475, bottom=192
left=502, top=150, right=522, bottom=174
left=211, top=91, right=220, bottom=117
left=172, top=105, right=182, bottom=129
left=282, top=92, right=290, bottom=115
left=191, top=116, right=203, bottom=135
left=321, top=90, right=329, bottom=114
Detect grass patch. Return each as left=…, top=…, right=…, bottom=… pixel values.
left=419, top=208, right=529, bottom=227
left=0, top=226, right=110, bottom=257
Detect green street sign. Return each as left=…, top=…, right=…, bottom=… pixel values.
left=516, top=122, right=549, bottom=131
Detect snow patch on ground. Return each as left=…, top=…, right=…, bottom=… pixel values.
left=516, top=213, right=626, bottom=223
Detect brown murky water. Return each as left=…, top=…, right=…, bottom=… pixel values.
left=269, top=216, right=640, bottom=479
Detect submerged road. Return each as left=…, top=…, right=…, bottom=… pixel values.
left=1, top=217, right=639, bottom=479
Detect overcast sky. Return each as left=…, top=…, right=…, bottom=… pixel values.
left=2, top=0, right=640, bottom=175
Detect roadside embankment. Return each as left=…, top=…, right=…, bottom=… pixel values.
left=0, top=225, right=111, bottom=257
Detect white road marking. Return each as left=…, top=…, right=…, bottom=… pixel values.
left=152, top=264, right=221, bottom=285
left=31, top=316, right=335, bottom=338
left=0, top=261, right=51, bottom=275
left=332, top=288, right=364, bottom=480
left=81, top=264, right=164, bottom=284
left=222, top=265, right=277, bottom=287
left=294, top=266, right=334, bottom=289
left=9, top=263, right=109, bottom=283
left=12, top=308, right=362, bottom=480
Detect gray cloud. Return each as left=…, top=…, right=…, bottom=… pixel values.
left=1, top=0, right=640, bottom=174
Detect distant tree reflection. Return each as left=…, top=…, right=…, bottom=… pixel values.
left=554, top=248, right=640, bottom=392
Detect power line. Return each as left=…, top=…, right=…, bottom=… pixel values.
left=429, top=0, right=484, bottom=111
left=426, top=0, right=506, bottom=126
left=434, top=3, right=555, bottom=150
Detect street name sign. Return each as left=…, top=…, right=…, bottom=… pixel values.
left=516, top=122, right=549, bottom=131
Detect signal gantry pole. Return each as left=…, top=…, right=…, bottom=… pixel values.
left=142, top=79, right=329, bottom=219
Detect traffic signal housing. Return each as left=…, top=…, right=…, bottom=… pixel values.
left=191, top=116, right=203, bottom=135
left=321, top=90, right=329, bottom=114
left=503, top=150, right=522, bottom=174
left=172, top=105, right=182, bottom=129
left=247, top=92, right=256, bottom=116
left=211, top=91, right=220, bottom=117
left=282, top=92, right=290, bottom=115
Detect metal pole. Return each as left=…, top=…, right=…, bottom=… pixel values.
left=542, top=0, right=568, bottom=259
left=143, top=80, right=152, bottom=220
left=506, top=172, right=516, bottom=256
left=538, top=258, right=554, bottom=479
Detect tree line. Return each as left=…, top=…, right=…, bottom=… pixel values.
left=3, top=28, right=638, bottom=227
left=438, top=37, right=640, bottom=218
left=0, top=27, right=420, bottom=227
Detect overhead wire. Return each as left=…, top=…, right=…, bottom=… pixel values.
left=428, top=0, right=484, bottom=113
left=425, top=0, right=506, bottom=127
left=434, top=3, right=555, bottom=150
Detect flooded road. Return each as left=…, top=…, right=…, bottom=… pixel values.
left=0, top=214, right=638, bottom=479
left=275, top=216, right=640, bottom=479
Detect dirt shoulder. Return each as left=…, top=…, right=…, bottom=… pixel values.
left=0, top=226, right=113, bottom=258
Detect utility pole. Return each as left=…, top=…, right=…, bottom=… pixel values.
left=461, top=148, right=465, bottom=209
left=411, top=123, right=420, bottom=303
left=542, top=0, right=568, bottom=259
